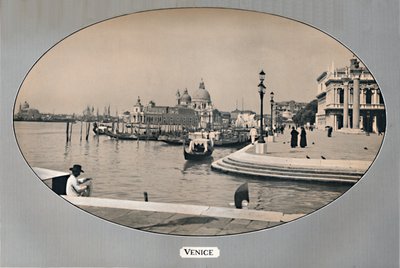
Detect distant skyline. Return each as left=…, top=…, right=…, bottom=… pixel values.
left=16, top=8, right=353, bottom=115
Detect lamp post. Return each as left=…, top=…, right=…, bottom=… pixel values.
left=258, top=70, right=266, bottom=143
left=270, top=91, right=274, bottom=136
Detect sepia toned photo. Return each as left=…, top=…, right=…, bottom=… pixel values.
left=13, top=8, right=386, bottom=236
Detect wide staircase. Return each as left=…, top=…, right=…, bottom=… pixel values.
left=211, top=156, right=364, bottom=184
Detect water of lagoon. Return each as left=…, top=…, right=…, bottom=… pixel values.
left=14, top=121, right=351, bottom=215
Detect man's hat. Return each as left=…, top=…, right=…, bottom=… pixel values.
left=69, top=164, right=84, bottom=173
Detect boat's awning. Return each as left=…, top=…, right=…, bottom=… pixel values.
left=32, top=167, right=70, bottom=181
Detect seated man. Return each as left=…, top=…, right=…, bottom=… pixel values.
left=66, top=164, right=89, bottom=196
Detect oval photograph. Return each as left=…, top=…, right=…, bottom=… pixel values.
left=13, top=8, right=386, bottom=236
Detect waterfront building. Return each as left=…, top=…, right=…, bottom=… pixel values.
left=316, top=58, right=385, bottom=133
left=219, top=112, right=232, bottom=128
left=188, top=79, right=217, bottom=129
left=128, top=79, right=222, bottom=130
left=131, top=96, right=145, bottom=123
left=235, top=110, right=258, bottom=128
left=129, top=96, right=199, bottom=131
left=15, top=101, right=41, bottom=120
left=274, top=101, right=307, bottom=124
left=175, top=79, right=221, bottom=129
left=230, top=108, right=242, bottom=125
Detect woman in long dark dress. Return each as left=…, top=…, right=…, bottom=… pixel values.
left=300, top=127, right=307, bottom=148
left=290, top=127, right=299, bottom=148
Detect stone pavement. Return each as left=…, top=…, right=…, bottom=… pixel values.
left=248, top=128, right=383, bottom=161
left=64, top=196, right=304, bottom=236
left=82, top=206, right=283, bottom=235
left=211, top=129, right=383, bottom=183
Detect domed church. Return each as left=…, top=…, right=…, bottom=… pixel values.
left=176, top=79, right=217, bottom=129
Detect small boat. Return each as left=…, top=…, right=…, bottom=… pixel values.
left=158, top=135, right=188, bottom=145
left=137, top=134, right=159, bottom=141
left=33, top=167, right=92, bottom=197
left=213, top=136, right=250, bottom=147
left=184, top=138, right=214, bottom=160
left=104, top=130, right=138, bottom=140
left=93, top=123, right=112, bottom=135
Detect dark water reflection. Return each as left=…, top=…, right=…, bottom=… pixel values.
left=15, top=122, right=351, bottom=215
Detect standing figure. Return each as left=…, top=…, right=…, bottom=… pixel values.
left=290, top=127, right=299, bottom=148
left=327, top=126, right=333, bottom=137
left=300, top=127, right=307, bottom=148
left=249, top=127, right=257, bottom=144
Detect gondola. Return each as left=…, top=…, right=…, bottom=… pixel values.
left=158, top=135, right=189, bottom=145
left=213, top=137, right=250, bottom=147
left=104, top=130, right=138, bottom=140
left=183, top=138, right=214, bottom=160
left=93, top=123, right=112, bottom=135
left=137, top=134, right=159, bottom=141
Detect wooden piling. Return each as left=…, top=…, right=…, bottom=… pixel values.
left=80, top=121, right=83, bottom=141
left=66, top=122, right=70, bottom=142
left=69, top=121, right=73, bottom=142
left=86, top=122, right=90, bottom=141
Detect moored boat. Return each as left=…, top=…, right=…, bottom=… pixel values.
left=213, top=135, right=250, bottom=147
left=104, top=130, right=138, bottom=140
left=137, top=133, right=159, bottom=141
left=183, top=138, right=214, bottom=160
left=158, top=135, right=188, bottom=145
left=93, top=123, right=112, bottom=135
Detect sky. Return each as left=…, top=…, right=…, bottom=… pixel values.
left=16, top=8, right=353, bottom=115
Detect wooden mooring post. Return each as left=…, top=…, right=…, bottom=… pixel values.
left=85, top=122, right=90, bottom=141
left=80, top=121, right=83, bottom=141
left=69, top=121, right=73, bottom=142
left=66, top=122, right=70, bottom=142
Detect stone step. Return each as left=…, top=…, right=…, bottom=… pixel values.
left=217, top=159, right=361, bottom=180
left=223, top=157, right=364, bottom=178
left=211, top=159, right=359, bottom=184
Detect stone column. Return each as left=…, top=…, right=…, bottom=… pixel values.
left=360, top=88, right=364, bottom=104
left=333, top=88, right=336, bottom=105
left=373, top=89, right=378, bottom=104
left=343, top=81, right=350, bottom=128
left=334, top=114, right=338, bottom=130
left=352, top=75, right=361, bottom=129
left=373, top=114, right=378, bottom=133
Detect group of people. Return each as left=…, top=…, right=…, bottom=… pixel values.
left=290, top=126, right=307, bottom=148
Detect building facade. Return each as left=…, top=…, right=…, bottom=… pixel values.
left=15, top=101, right=41, bottom=120
left=128, top=79, right=220, bottom=131
left=235, top=110, right=258, bottom=128
left=128, top=97, right=199, bottom=131
left=316, top=58, right=385, bottom=133
left=274, top=100, right=307, bottom=124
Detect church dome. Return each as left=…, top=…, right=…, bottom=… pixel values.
left=22, top=101, right=30, bottom=110
left=192, top=80, right=211, bottom=102
left=180, top=89, right=192, bottom=103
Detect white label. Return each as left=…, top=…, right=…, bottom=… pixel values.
left=180, top=247, right=220, bottom=258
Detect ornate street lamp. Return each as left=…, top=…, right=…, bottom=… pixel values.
left=270, top=91, right=274, bottom=135
left=258, top=70, right=266, bottom=143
